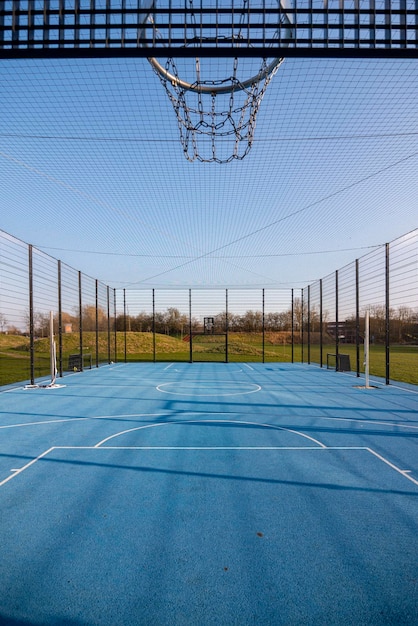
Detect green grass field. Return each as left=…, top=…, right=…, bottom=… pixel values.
left=1, top=332, right=417, bottom=387
left=311, top=343, right=418, bottom=386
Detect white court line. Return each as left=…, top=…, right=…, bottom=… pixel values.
left=163, top=363, right=174, bottom=370
left=156, top=382, right=261, bottom=396
left=94, top=419, right=327, bottom=448
left=306, top=415, right=418, bottom=430
left=243, top=363, right=255, bottom=371
left=366, top=448, right=418, bottom=486
left=382, top=382, right=418, bottom=395
left=345, top=372, right=418, bottom=395
left=1, top=445, right=417, bottom=490
left=0, top=448, right=54, bottom=487
left=1, top=409, right=417, bottom=433
left=0, top=413, right=168, bottom=430
left=0, top=364, right=104, bottom=394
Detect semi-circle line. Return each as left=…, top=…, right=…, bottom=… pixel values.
left=156, top=382, right=261, bottom=396
left=95, top=418, right=326, bottom=449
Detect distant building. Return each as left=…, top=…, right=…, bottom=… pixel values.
left=327, top=321, right=357, bottom=343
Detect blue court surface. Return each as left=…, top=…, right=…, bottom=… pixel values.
left=0, top=362, right=417, bottom=626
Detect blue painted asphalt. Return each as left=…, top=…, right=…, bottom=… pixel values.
left=0, top=363, right=417, bottom=625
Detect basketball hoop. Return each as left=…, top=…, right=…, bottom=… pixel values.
left=146, top=2, right=293, bottom=163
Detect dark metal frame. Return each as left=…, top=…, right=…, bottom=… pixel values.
left=1, top=2, right=418, bottom=59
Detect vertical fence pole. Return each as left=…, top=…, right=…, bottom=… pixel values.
left=355, top=258, right=360, bottom=377
left=301, top=289, right=304, bottom=363
left=152, top=289, right=156, bottom=362
left=291, top=288, right=294, bottom=363
left=385, top=242, right=390, bottom=385
left=107, top=285, right=110, bottom=364
left=307, top=285, right=311, bottom=364
left=335, top=270, right=339, bottom=370
left=189, top=289, right=193, bottom=363
left=27, top=0, right=35, bottom=47
left=123, top=288, right=127, bottom=363
left=28, top=244, right=35, bottom=385
left=78, top=270, right=83, bottom=371
left=58, top=259, right=63, bottom=377
left=113, top=289, right=117, bottom=363
left=319, top=279, right=323, bottom=367
left=262, top=288, right=265, bottom=364
left=95, top=279, right=99, bottom=367
left=225, top=289, right=229, bottom=363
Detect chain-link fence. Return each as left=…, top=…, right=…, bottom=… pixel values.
left=301, top=230, right=418, bottom=385
left=114, top=288, right=296, bottom=364
left=1, top=228, right=417, bottom=387
left=0, top=231, right=117, bottom=387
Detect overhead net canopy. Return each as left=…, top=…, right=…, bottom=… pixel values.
left=147, top=1, right=293, bottom=163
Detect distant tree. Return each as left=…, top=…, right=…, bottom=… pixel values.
left=165, top=308, right=188, bottom=335
left=364, top=304, right=395, bottom=343
left=392, top=306, right=417, bottom=343
left=6, top=325, right=20, bottom=335
left=81, top=305, right=108, bottom=331
left=264, top=311, right=288, bottom=331
left=241, top=310, right=263, bottom=332
left=132, top=312, right=153, bottom=332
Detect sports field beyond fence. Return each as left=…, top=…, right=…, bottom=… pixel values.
left=1, top=331, right=418, bottom=388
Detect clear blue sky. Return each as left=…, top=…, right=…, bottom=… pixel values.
left=1, top=55, right=418, bottom=291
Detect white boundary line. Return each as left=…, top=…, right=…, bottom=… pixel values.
left=0, top=448, right=54, bottom=487
left=156, top=382, right=261, bottom=396
left=0, top=412, right=168, bottom=430
left=366, top=448, right=418, bottom=486
left=383, top=382, right=418, bottom=395
left=307, top=416, right=418, bottom=429
left=1, top=410, right=417, bottom=432
left=93, top=419, right=327, bottom=448
left=1, top=445, right=416, bottom=489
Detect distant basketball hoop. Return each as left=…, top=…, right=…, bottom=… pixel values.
left=204, top=317, right=215, bottom=334
left=146, top=1, right=293, bottom=163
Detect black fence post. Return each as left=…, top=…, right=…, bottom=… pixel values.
left=123, top=288, right=127, bottom=363
left=319, top=279, right=323, bottom=367
left=307, top=285, right=311, bottom=365
left=113, top=288, right=117, bottom=363
left=301, top=289, right=304, bottom=364
left=355, top=258, right=360, bottom=377
left=95, top=279, right=99, bottom=367
left=107, top=285, right=110, bottom=364
left=28, top=244, right=35, bottom=385
left=291, top=288, right=294, bottom=363
left=225, top=289, right=229, bottom=363
left=262, top=288, right=265, bottom=364
left=79, top=271, right=83, bottom=370
left=189, top=289, right=193, bottom=363
left=58, top=259, right=63, bottom=377
left=385, top=242, right=390, bottom=385
left=335, top=270, right=339, bottom=369
left=152, top=289, right=156, bottom=362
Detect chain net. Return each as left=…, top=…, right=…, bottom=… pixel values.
left=150, top=56, right=282, bottom=164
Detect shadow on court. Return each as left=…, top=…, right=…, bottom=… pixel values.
left=1, top=363, right=417, bottom=624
